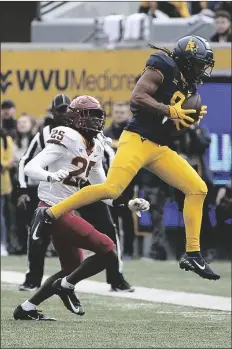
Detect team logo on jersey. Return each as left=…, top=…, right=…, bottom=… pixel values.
left=185, top=38, right=198, bottom=53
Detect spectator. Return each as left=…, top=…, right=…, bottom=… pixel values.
left=104, top=101, right=136, bottom=259
left=104, top=101, right=131, bottom=149
left=211, top=11, right=232, bottom=42
left=1, top=100, right=17, bottom=139
left=190, top=2, right=220, bottom=16
left=1, top=121, right=14, bottom=256
left=172, top=124, right=215, bottom=258
left=215, top=1, right=232, bottom=14
left=138, top=1, right=190, bottom=18
left=216, top=180, right=232, bottom=222
left=138, top=2, right=157, bottom=17
left=215, top=180, right=232, bottom=258
left=13, top=114, right=36, bottom=169
left=138, top=169, right=172, bottom=260
left=158, top=1, right=190, bottom=18
left=12, top=114, right=36, bottom=254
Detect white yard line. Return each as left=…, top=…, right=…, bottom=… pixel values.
left=1, top=270, right=231, bottom=312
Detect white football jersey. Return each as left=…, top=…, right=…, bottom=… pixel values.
left=38, top=126, right=105, bottom=206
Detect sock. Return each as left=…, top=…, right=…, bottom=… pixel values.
left=50, top=183, right=109, bottom=219
left=29, top=271, right=64, bottom=306
left=61, top=277, right=75, bottom=289
left=183, top=194, right=206, bottom=252
left=21, top=300, right=36, bottom=311
left=187, top=251, right=201, bottom=257
left=66, top=250, right=118, bottom=286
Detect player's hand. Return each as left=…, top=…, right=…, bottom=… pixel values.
left=97, top=132, right=112, bottom=147
left=17, top=194, right=31, bottom=210
left=196, top=105, right=207, bottom=125
left=47, top=169, right=69, bottom=183
left=128, top=198, right=150, bottom=217
left=169, top=99, right=195, bottom=130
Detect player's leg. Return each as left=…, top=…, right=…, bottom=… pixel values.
left=25, top=236, right=84, bottom=307
left=146, top=148, right=207, bottom=252
left=146, top=148, right=220, bottom=280
left=19, top=201, right=52, bottom=290
left=14, top=270, right=63, bottom=321
left=19, top=231, right=50, bottom=291
left=51, top=212, right=119, bottom=311
left=48, top=131, right=151, bottom=219
left=14, top=215, right=84, bottom=320
left=79, top=201, right=134, bottom=292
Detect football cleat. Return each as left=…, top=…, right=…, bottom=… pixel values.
left=13, top=305, right=56, bottom=321
left=19, top=283, right=39, bottom=292
left=52, top=279, right=85, bottom=316
left=30, top=207, right=52, bottom=244
left=111, top=275, right=135, bottom=292
left=179, top=252, right=220, bottom=280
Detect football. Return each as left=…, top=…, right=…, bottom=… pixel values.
left=169, top=93, right=202, bottom=136
left=181, top=93, right=202, bottom=123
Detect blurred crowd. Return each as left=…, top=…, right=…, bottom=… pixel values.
left=1, top=97, right=231, bottom=260
left=138, top=1, right=232, bottom=42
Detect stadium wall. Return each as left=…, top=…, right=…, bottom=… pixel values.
left=1, top=43, right=231, bottom=183
left=1, top=43, right=231, bottom=119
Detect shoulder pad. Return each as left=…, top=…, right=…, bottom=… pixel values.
left=145, top=52, right=176, bottom=80
left=47, top=126, right=77, bottom=149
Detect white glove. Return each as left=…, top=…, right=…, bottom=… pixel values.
left=47, top=169, right=70, bottom=183
left=97, top=132, right=112, bottom=147
left=128, top=198, right=150, bottom=217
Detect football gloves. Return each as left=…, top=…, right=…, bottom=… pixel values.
left=97, top=132, right=112, bottom=147
left=17, top=194, right=31, bottom=210
left=169, top=99, right=195, bottom=131
left=196, top=105, right=207, bottom=125
left=47, top=169, right=69, bottom=183
left=128, top=198, right=150, bottom=217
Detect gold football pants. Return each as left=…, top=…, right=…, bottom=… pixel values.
left=50, top=131, right=207, bottom=252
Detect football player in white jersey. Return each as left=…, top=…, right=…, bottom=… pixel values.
left=14, top=96, right=149, bottom=321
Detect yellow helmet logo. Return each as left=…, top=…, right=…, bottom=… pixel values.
left=185, top=38, right=198, bottom=52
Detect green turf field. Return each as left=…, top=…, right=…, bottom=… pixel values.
left=1, top=256, right=231, bottom=348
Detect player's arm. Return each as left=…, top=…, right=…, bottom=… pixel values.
left=24, top=143, right=69, bottom=183
left=18, top=131, right=42, bottom=189
left=17, top=131, right=42, bottom=209
left=131, top=68, right=195, bottom=126
left=131, top=68, right=169, bottom=116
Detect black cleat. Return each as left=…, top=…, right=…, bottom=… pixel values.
left=30, top=207, right=52, bottom=244
left=179, top=252, right=220, bottom=280
left=19, top=283, right=39, bottom=292
left=111, top=275, right=135, bottom=292
left=13, top=305, right=56, bottom=321
left=52, top=279, right=85, bottom=316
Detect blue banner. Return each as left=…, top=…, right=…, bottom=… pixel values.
left=198, top=82, right=231, bottom=184
left=138, top=82, right=231, bottom=231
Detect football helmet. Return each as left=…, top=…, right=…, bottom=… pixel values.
left=65, top=95, right=106, bottom=138
left=51, top=94, right=71, bottom=126
left=172, top=35, right=214, bottom=85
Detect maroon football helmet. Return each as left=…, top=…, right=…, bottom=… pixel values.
left=65, top=95, right=106, bottom=137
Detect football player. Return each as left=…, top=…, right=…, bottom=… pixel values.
left=13, top=96, right=149, bottom=320
left=18, top=94, right=134, bottom=292
left=30, top=35, right=220, bottom=280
